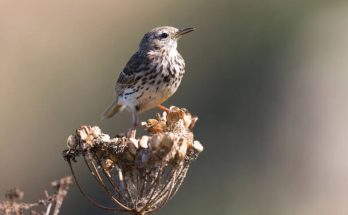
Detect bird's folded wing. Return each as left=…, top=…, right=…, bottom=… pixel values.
left=115, top=51, right=151, bottom=94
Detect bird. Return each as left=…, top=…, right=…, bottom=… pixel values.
left=102, top=26, right=194, bottom=136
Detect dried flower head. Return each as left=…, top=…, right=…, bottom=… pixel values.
left=63, top=107, right=203, bottom=214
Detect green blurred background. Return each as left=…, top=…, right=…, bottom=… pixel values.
left=1, top=0, right=348, bottom=214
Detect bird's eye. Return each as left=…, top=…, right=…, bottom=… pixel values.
left=160, top=33, right=168, bottom=39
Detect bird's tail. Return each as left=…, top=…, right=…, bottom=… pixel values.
left=101, top=99, right=125, bottom=120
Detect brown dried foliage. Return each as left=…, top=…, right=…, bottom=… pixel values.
left=63, top=107, right=203, bottom=214
left=0, top=176, right=73, bottom=215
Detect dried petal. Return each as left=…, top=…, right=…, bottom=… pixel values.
left=193, top=140, right=204, bottom=153
left=77, top=128, right=88, bottom=140
left=101, top=134, right=110, bottom=142
left=66, top=135, right=76, bottom=149
left=91, top=126, right=101, bottom=137
left=139, top=135, right=149, bottom=148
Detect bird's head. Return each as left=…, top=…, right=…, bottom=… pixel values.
left=139, top=26, right=194, bottom=51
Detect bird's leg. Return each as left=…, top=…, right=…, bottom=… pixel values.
left=127, top=111, right=139, bottom=139
left=157, top=104, right=170, bottom=113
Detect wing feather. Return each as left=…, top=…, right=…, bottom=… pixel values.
left=115, top=52, right=151, bottom=94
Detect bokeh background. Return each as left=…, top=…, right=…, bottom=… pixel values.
left=1, top=0, right=348, bottom=214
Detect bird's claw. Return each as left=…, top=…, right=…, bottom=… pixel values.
left=157, top=105, right=170, bottom=113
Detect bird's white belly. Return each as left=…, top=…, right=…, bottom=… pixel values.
left=119, top=82, right=178, bottom=112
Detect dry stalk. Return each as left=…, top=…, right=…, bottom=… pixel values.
left=0, top=176, right=73, bottom=215
left=63, top=106, right=203, bottom=214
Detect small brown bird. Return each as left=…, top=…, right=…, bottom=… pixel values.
left=102, top=26, right=194, bottom=133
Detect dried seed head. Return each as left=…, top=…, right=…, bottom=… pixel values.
left=63, top=106, right=203, bottom=214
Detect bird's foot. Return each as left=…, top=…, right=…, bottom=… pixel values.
left=157, top=104, right=170, bottom=113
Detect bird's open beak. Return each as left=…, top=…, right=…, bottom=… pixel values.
left=174, top=27, right=195, bottom=39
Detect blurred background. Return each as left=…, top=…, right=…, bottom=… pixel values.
left=1, top=0, right=348, bottom=214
